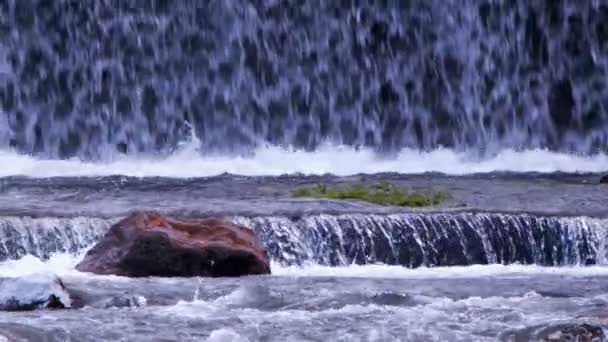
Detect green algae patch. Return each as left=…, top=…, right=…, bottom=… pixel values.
left=291, top=181, right=447, bottom=207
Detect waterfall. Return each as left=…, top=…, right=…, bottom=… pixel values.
left=1, top=1, right=608, bottom=158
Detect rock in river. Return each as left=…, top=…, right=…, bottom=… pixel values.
left=0, top=274, right=72, bottom=311
left=600, top=174, right=608, bottom=184
left=539, top=323, right=605, bottom=342
left=76, top=211, right=271, bottom=277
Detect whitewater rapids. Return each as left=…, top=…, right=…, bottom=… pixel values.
left=0, top=254, right=607, bottom=341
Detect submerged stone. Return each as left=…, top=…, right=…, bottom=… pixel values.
left=76, top=211, right=271, bottom=277
left=540, top=323, right=604, bottom=342
left=0, top=274, right=72, bottom=311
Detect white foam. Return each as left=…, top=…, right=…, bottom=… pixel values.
left=3, top=253, right=608, bottom=280
left=0, top=253, right=84, bottom=278
left=0, top=253, right=140, bottom=282
left=206, top=329, right=249, bottom=342
left=0, top=144, right=607, bottom=178
left=272, top=263, right=608, bottom=279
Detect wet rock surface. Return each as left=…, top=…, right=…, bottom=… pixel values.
left=0, top=274, right=71, bottom=311
left=539, top=323, right=604, bottom=342
left=76, top=211, right=271, bottom=277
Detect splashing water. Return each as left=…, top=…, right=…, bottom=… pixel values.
left=0, top=145, right=607, bottom=177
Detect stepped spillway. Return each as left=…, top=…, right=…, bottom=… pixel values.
left=1, top=212, right=606, bottom=269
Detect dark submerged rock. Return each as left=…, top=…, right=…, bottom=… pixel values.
left=91, top=295, right=147, bottom=309
left=600, top=174, right=608, bottom=184
left=76, top=211, right=271, bottom=277
left=0, top=274, right=72, bottom=311
left=540, top=323, right=605, bottom=342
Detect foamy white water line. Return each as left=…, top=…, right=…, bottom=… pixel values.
left=4, top=253, right=608, bottom=279
left=1, top=145, right=608, bottom=178
left=272, top=263, right=608, bottom=279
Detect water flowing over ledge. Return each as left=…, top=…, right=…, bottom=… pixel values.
left=1, top=213, right=606, bottom=268
left=236, top=214, right=608, bottom=267
left=0, top=217, right=112, bottom=261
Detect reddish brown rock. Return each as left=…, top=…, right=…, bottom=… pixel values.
left=76, top=211, right=270, bottom=277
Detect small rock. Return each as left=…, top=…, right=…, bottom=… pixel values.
left=541, top=323, right=604, bottom=342
left=93, top=295, right=147, bottom=309
left=600, top=175, right=608, bottom=184
left=0, top=274, right=71, bottom=311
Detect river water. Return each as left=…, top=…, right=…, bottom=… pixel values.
left=2, top=0, right=608, bottom=340
left=2, top=254, right=608, bottom=341
left=0, top=173, right=605, bottom=341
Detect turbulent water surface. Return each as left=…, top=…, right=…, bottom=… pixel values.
left=0, top=173, right=605, bottom=341
left=2, top=0, right=608, bottom=341
left=3, top=256, right=608, bottom=341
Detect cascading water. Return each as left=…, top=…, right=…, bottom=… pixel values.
left=0, top=216, right=112, bottom=261
left=1, top=0, right=608, bottom=159
left=1, top=213, right=605, bottom=268
left=236, top=213, right=608, bottom=267
left=3, top=2, right=608, bottom=340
